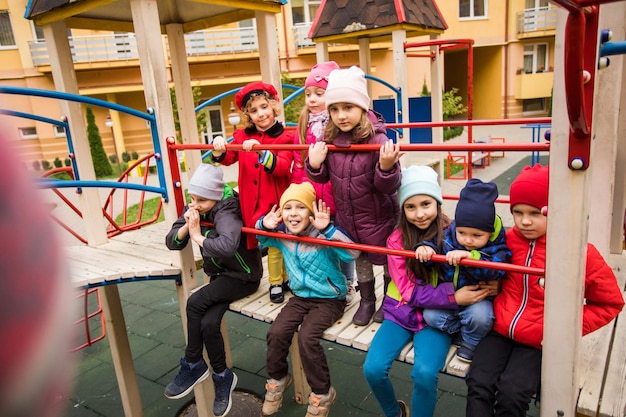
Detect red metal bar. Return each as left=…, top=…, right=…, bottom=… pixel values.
left=244, top=226, right=544, bottom=276
left=169, top=142, right=549, bottom=152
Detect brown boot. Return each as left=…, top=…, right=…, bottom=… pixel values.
left=352, top=280, right=376, bottom=326
left=372, top=274, right=391, bottom=323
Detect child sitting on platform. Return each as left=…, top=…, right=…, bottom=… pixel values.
left=255, top=182, right=359, bottom=417
left=421, top=178, right=511, bottom=365
left=465, top=164, right=624, bottom=417
left=164, top=164, right=263, bottom=417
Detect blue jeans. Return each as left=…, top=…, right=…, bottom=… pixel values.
left=363, top=320, right=451, bottom=417
left=422, top=299, right=494, bottom=348
left=340, top=259, right=355, bottom=284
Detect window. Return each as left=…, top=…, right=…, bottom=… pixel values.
left=54, top=126, right=67, bottom=137
left=459, top=0, right=487, bottom=19
left=32, top=23, right=45, bottom=41
left=0, top=11, right=16, bottom=48
left=19, top=127, right=38, bottom=139
left=523, top=43, right=548, bottom=73
left=292, top=0, right=321, bottom=24
left=523, top=98, right=547, bottom=113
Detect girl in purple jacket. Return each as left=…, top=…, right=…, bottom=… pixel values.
left=306, top=66, right=401, bottom=326
left=363, top=166, right=495, bottom=417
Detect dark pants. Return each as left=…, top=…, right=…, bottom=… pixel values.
left=466, top=331, right=542, bottom=417
left=185, top=275, right=259, bottom=373
left=266, top=296, right=345, bottom=394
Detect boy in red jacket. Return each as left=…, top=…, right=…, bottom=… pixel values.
left=466, top=164, right=624, bottom=417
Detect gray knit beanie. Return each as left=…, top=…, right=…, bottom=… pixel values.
left=187, top=164, right=224, bottom=201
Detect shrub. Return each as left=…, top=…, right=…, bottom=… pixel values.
left=64, top=158, right=71, bottom=167
left=131, top=151, right=139, bottom=160
left=42, top=160, right=52, bottom=170
left=32, top=160, right=41, bottom=171
left=53, top=157, right=63, bottom=168
left=121, top=151, right=131, bottom=163
left=85, top=106, right=112, bottom=177
left=109, top=154, right=119, bottom=164
left=442, top=88, right=467, bottom=141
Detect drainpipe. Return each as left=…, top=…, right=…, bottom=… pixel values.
left=504, top=0, right=509, bottom=119
left=281, top=5, right=290, bottom=72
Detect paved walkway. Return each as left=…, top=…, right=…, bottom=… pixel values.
left=60, top=123, right=546, bottom=416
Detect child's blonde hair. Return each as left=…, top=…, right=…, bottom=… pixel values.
left=240, top=95, right=282, bottom=129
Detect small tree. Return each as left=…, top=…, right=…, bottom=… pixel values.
left=85, top=106, right=112, bottom=177
left=281, top=72, right=305, bottom=125
left=53, top=157, right=63, bottom=168
left=420, top=77, right=430, bottom=96
left=170, top=86, right=207, bottom=142
left=442, top=88, right=467, bottom=141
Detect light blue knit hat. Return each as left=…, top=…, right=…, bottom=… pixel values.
left=398, top=165, right=443, bottom=206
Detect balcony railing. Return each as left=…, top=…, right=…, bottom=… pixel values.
left=294, top=23, right=314, bottom=48
left=516, top=8, right=557, bottom=36
left=28, top=27, right=261, bottom=67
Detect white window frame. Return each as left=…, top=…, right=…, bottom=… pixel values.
left=0, top=10, right=17, bottom=49
left=523, top=43, right=549, bottom=73
left=31, top=22, right=45, bottom=41
left=54, top=125, right=67, bottom=137
left=19, top=127, right=38, bottom=139
left=459, top=0, right=488, bottom=20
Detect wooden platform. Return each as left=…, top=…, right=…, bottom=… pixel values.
left=66, top=223, right=626, bottom=416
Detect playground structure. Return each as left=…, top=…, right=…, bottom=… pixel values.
left=2, top=0, right=626, bottom=416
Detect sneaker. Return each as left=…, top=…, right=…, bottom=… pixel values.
left=164, top=358, right=210, bottom=399
left=456, top=341, right=476, bottom=363
left=262, top=374, right=293, bottom=415
left=212, top=368, right=237, bottom=416
left=397, top=400, right=409, bottom=417
left=305, top=386, right=336, bottom=417
left=269, top=284, right=285, bottom=303
left=345, top=283, right=356, bottom=306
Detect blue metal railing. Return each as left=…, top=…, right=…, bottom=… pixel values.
left=0, top=86, right=168, bottom=201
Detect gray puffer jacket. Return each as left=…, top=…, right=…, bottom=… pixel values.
left=305, top=110, right=401, bottom=264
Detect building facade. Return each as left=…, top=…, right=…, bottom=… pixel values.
left=0, top=0, right=554, bottom=168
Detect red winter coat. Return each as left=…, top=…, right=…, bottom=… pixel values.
left=212, top=122, right=293, bottom=249
left=492, top=227, right=624, bottom=349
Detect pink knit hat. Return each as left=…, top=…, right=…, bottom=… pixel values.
left=305, top=61, right=340, bottom=90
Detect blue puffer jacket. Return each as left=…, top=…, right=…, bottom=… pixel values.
left=256, top=223, right=360, bottom=299
left=423, top=215, right=512, bottom=289
left=305, top=110, right=401, bottom=265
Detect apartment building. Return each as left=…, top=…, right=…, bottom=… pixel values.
left=0, top=0, right=554, bottom=167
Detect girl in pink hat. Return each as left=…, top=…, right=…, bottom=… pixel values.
left=291, top=61, right=357, bottom=305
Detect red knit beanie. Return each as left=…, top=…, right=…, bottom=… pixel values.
left=509, top=164, right=549, bottom=211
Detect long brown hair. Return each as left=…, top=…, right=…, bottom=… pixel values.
left=296, top=107, right=311, bottom=163
left=323, top=109, right=374, bottom=144
left=399, top=204, right=450, bottom=286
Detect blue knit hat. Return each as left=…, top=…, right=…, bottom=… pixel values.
left=455, top=178, right=498, bottom=232
left=398, top=165, right=443, bottom=206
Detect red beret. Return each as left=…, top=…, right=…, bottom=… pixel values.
left=235, top=81, right=279, bottom=110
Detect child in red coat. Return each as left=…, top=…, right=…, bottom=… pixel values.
left=211, top=82, right=293, bottom=303
left=466, top=164, right=624, bottom=417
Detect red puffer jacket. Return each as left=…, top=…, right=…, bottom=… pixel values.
left=492, top=227, right=624, bottom=349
